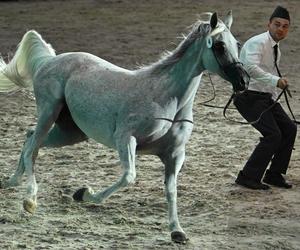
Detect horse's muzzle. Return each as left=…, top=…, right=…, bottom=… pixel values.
left=224, top=63, right=250, bottom=92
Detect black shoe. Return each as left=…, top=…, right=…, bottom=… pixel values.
left=235, top=171, right=270, bottom=190
left=263, top=170, right=292, bottom=189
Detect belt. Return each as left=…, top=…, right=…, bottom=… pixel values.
left=245, top=90, right=270, bottom=96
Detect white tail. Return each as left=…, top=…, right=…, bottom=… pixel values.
left=0, top=30, right=56, bottom=92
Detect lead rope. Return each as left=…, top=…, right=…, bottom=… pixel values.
left=283, top=89, right=300, bottom=125
left=200, top=73, right=235, bottom=109
left=201, top=74, right=299, bottom=126
left=223, top=88, right=285, bottom=125
left=223, top=86, right=300, bottom=126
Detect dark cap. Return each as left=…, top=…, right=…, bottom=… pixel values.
left=270, top=6, right=290, bottom=22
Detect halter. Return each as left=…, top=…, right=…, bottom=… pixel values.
left=211, top=40, right=250, bottom=94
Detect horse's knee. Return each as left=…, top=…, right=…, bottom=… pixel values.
left=165, top=182, right=176, bottom=202
left=165, top=186, right=177, bottom=201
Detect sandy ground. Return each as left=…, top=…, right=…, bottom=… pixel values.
left=0, top=0, right=299, bottom=249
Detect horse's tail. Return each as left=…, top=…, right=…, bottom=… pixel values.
left=0, top=30, right=56, bottom=92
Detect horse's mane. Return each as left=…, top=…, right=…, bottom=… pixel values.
left=138, top=13, right=214, bottom=75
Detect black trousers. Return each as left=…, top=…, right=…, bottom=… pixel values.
left=234, top=90, right=297, bottom=181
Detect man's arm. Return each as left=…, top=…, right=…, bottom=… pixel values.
left=240, top=41, right=280, bottom=87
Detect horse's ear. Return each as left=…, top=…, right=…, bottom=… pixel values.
left=224, top=10, right=233, bottom=30
left=210, top=12, right=218, bottom=30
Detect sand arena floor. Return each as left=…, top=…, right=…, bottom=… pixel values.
left=0, top=1, right=299, bottom=249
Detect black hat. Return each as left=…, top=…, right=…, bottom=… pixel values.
left=270, top=6, right=290, bottom=22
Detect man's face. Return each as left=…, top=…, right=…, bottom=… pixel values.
left=268, top=17, right=290, bottom=42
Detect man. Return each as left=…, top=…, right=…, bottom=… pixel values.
left=234, top=6, right=297, bottom=190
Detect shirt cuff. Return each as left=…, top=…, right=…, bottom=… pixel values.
left=271, top=75, right=280, bottom=87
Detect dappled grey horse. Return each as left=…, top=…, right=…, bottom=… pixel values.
left=0, top=12, right=249, bottom=243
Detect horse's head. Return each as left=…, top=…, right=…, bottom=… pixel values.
left=201, top=11, right=249, bottom=93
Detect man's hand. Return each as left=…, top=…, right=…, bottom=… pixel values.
left=277, top=78, right=288, bottom=89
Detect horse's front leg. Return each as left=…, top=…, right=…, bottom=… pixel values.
left=73, top=135, right=137, bottom=203
left=160, top=146, right=187, bottom=244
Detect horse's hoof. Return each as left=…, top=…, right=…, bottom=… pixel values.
left=171, top=231, right=188, bottom=244
left=73, top=187, right=88, bottom=201
left=23, top=199, right=37, bottom=214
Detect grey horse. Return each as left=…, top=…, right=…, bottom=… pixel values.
left=0, top=12, right=248, bottom=243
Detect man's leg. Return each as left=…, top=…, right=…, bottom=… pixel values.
left=234, top=92, right=282, bottom=182
left=262, top=103, right=297, bottom=189
left=269, top=103, right=297, bottom=174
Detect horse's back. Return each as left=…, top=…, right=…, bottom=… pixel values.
left=55, top=52, right=131, bottom=75
left=33, top=51, right=135, bottom=107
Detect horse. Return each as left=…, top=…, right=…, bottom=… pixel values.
left=0, top=12, right=249, bottom=244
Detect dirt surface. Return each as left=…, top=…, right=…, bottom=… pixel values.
left=0, top=0, right=299, bottom=249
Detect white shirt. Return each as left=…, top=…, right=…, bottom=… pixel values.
left=240, top=31, right=281, bottom=100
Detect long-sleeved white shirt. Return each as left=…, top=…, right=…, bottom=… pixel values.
left=240, top=31, right=281, bottom=100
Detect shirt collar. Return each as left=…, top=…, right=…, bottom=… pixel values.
left=267, top=31, right=279, bottom=48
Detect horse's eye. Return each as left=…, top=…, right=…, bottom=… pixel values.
left=213, top=41, right=225, bottom=54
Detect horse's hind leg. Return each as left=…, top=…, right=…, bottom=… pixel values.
left=0, top=130, right=34, bottom=189
left=160, top=147, right=187, bottom=244
left=73, top=135, right=137, bottom=203
left=41, top=104, right=88, bottom=148
left=22, top=100, right=63, bottom=213
left=0, top=105, right=77, bottom=188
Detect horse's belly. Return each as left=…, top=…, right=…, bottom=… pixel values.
left=74, top=115, right=115, bottom=148
left=65, top=97, right=116, bottom=149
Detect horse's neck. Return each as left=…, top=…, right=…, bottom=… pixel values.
left=161, top=40, right=205, bottom=107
